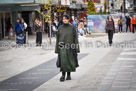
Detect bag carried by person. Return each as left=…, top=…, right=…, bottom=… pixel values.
left=56, top=52, right=61, bottom=68
left=53, top=26, right=57, bottom=31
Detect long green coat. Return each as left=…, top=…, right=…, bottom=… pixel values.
left=55, top=23, right=80, bottom=72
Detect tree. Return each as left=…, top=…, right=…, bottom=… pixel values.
left=100, top=7, right=103, bottom=14
left=104, top=0, right=107, bottom=14
left=88, top=0, right=96, bottom=15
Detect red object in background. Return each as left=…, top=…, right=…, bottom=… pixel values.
left=131, top=18, right=136, bottom=32
left=132, top=18, right=136, bottom=24
left=131, top=24, right=133, bottom=32
left=82, top=11, right=87, bottom=20
left=70, top=19, right=73, bottom=24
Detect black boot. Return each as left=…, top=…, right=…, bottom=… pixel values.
left=66, top=72, right=71, bottom=80
left=60, top=72, right=65, bottom=82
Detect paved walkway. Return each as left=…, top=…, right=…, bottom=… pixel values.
left=98, top=48, right=136, bottom=91
left=0, top=33, right=136, bottom=91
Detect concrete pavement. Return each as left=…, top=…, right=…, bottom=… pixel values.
left=0, top=33, right=136, bottom=91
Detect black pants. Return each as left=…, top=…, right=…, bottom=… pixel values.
left=36, top=32, right=42, bottom=45
left=126, top=24, right=131, bottom=32
left=132, top=24, right=136, bottom=33
left=62, top=72, right=71, bottom=77
left=108, top=30, right=114, bottom=44
left=119, top=25, right=123, bottom=32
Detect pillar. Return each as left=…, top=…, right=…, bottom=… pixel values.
left=12, top=11, right=18, bottom=36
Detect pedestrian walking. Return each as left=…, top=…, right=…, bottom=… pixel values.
left=105, top=15, right=115, bottom=46
left=55, top=14, right=80, bottom=82
left=35, top=18, right=42, bottom=46
left=126, top=16, right=131, bottom=32
left=118, top=16, right=124, bottom=33
left=131, top=15, right=136, bottom=33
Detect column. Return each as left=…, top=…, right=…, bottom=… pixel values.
left=12, top=11, right=18, bottom=36
left=0, top=13, right=2, bottom=40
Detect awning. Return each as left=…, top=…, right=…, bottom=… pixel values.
left=35, top=0, right=49, bottom=4
left=0, top=0, right=35, bottom=4
left=0, top=0, right=51, bottom=4
left=0, top=6, right=40, bottom=11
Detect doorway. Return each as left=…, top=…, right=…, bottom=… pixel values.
left=0, top=12, right=11, bottom=39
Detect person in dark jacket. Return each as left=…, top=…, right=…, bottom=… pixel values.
left=105, top=15, right=115, bottom=46
left=15, top=19, right=24, bottom=35
left=55, top=14, right=80, bottom=82
left=15, top=18, right=25, bottom=44
left=126, top=16, right=131, bottom=32
left=35, top=18, right=42, bottom=46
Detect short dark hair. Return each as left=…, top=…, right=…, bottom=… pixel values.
left=107, top=15, right=113, bottom=21
left=63, top=14, right=70, bottom=20
left=75, top=17, right=77, bottom=19
left=19, top=18, right=24, bottom=23
left=36, top=18, right=40, bottom=21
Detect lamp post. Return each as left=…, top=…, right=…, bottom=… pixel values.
left=124, top=0, right=126, bottom=14
left=108, top=0, right=110, bottom=14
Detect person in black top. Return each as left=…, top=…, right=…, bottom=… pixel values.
left=126, top=16, right=131, bottom=32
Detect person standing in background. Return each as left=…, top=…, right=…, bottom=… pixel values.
left=15, top=19, right=23, bottom=36
left=58, top=18, right=63, bottom=27
left=73, top=17, right=78, bottom=33
left=78, top=23, right=84, bottom=36
left=9, top=25, right=13, bottom=40
left=131, top=15, right=136, bottom=33
left=54, top=18, right=59, bottom=29
left=51, top=19, right=57, bottom=37
left=105, top=15, right=115, bottom=46
left=35, top=18, right=42, bottom=46
left=126, top=16, right=131, bottom=32
left=84, top=17, right=88, bottom=35
left=15, top=18, right=25, bottom=44
left=118, top=16, right=124, bottom=33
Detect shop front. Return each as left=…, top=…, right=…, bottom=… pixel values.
left=0, top=4, right=40, bottom=39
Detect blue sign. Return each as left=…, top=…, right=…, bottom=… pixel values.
left=87, top=14, right=136, bottom=33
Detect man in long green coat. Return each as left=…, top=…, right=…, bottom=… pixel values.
left=55, top=14, right=80, bottom=82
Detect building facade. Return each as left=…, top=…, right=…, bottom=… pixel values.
left=0, top=0, right=87, bottom=40
left=0, top=0, right=42, bottom=39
